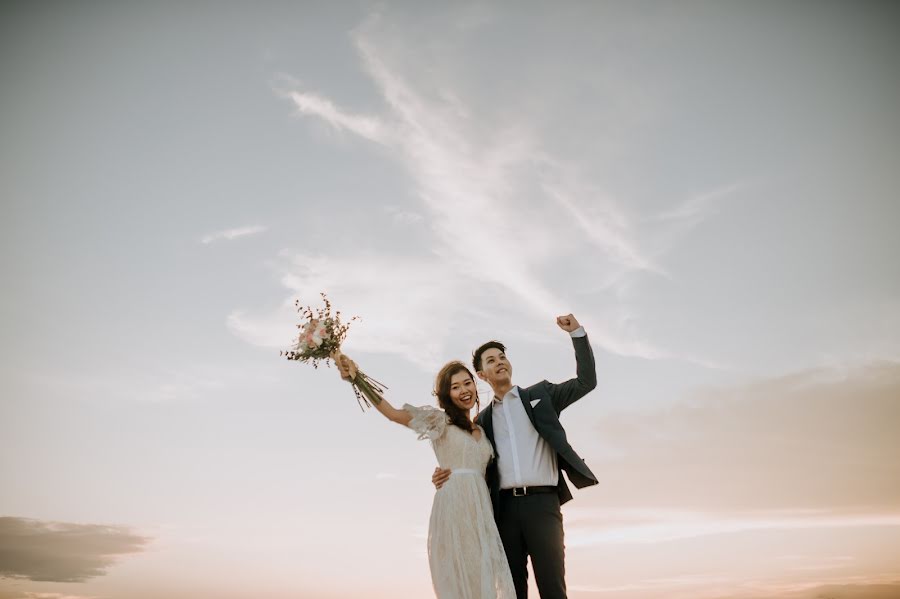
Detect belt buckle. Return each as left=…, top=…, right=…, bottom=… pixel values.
left=513, top=487, right=527, bottom=497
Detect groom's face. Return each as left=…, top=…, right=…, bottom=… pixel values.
left=477, top=348, right=512, bottom=389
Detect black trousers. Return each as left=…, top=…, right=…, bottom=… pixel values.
left=497, top=492, right=566, bottom=599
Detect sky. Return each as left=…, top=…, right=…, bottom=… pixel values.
left=2, top=1, right=899, bottom=598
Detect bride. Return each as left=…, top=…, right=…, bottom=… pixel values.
left=335, top=355, right=516, bottom=598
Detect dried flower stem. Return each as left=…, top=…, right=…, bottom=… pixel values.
left=349, top=372, right=387, bottom=411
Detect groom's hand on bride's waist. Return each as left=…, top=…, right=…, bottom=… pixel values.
left=432, top=467, right=452, bottom=489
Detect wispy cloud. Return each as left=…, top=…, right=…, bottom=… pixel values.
left=200, top=225, right=266, bottom=244
left=570, top=574, right=737, bottom=594
left=261, top=15, right=718, bottom=366
left=24, top=366, right=231, bottom=403
left=567, top=507, right=900, bottom=546
left=227, top=250, right=469, bottom=370
left=383, top=205, right=424, bottom=226
left=569, top=578, right=900, bottom=599
left=656, top=182, right=744, bottom=223
left=644, top=181, right=748, bottom=261
left=0, top=517, right=149, bottom=583
left=703, top=579, right=900, bottom=599
left=0, top=592, right=102, bottom=599
left=283, top=90, right=391, bottom=144
left=773, top=581, right=900, bottom=599
left=140, top=375, right=227, bottom=402
left=538, top=158, right=666, bottom=276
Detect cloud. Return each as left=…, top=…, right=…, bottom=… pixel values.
left=562, top=357, right=900, bottom=597
left=538, top=157, right=666, bottom=276
left=0, top=593, right=101, bottom=599
left=566, top=507, right=900, bottom=546
left=140, top=375, right=227, bottom=402
left=23, top=366, right=231, bottom=403
left=642, top=181, right=748, bottom=265
left=656, top=182, right=744, bottom=223
left=200, top=225, right=266, bottom=244
left=776, top=582, right=900, bottom=599
left=383, top=205, right=424, bottom=226
left=570, top=574, right=736, bottom=594
left=268, top=14, right=722, bottom=367
left=0, top=517, right=149, bottom=583
left=567, top=579, right=900, bottom=599
left=580, top=360, right=900, bottom=513
left=227, top=251, right=472, bottom=370
left=699, top=580, right=900, bottom=599
left=283, top=90, right=391, bottom=144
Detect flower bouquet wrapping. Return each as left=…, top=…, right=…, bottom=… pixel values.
left=280, top=293, right=386, bottom=410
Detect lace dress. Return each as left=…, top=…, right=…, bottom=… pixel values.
left=403, top=404, right=516, bottom=599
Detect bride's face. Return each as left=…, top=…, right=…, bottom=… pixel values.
left=449, top=371, right=478, bottom=412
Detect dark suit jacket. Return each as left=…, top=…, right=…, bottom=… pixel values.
left=475, top=334, right=598, bottom=515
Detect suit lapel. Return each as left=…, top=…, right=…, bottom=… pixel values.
left=480, top=403, right=495, bottom=445
left=517, top=385, right=539, bottom=430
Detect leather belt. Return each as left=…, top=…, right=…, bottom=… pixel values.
left=500, top=485, right=557, bottom=497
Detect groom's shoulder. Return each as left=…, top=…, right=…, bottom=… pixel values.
left=521, top=380, right=552, bottom=394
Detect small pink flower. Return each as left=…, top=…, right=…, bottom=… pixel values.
left=298, top=319, right=328, bottom=349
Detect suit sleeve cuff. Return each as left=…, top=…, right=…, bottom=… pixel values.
left=569, top=326, right=586, bottom=338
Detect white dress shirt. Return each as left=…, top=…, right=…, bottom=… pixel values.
left=492, top=326, right=585, bottom=489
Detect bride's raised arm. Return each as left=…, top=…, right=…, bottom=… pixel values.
left=335, top=353, right=412, bottom=426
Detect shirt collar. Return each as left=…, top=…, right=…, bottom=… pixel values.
left=493, top=386, right=520, bottom=406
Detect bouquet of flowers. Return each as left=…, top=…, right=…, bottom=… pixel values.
left=280, top=292, right=386, bottom=410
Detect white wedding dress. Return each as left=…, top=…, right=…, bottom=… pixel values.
left=404, top=404, right=516, bottom=599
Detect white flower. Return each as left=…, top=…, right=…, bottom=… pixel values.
left=298, top=319, right=330, bottom=349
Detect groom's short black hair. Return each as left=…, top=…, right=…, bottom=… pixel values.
left=473, top=341, right=507, bottom=372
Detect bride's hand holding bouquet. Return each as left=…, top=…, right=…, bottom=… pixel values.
left=281, top=292, right=385, bottom=410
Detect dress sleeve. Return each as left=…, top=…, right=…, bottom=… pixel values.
left=402, top=404, right=449, bottom=441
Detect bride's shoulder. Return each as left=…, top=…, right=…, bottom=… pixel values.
left=402, top=404, right=449, bottom=440
left=402, top=403, right=445, bottom=414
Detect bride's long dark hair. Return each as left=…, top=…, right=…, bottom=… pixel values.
left=434, top=361, right=480, bottom=432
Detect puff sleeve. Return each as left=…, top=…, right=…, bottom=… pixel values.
left=402, top=404, right=449, bottom=441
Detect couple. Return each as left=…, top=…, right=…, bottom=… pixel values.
left=336, top=314, right=597, bottom=599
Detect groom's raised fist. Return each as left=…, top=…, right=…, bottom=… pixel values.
left=556, top=314, right=580, bottom=332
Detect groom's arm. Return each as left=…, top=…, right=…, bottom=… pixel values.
left=548, top=314, right=597, bottom=414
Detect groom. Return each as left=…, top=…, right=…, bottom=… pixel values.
left=432, top=313, right=598, bottom=599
